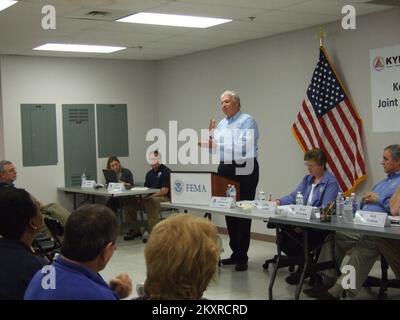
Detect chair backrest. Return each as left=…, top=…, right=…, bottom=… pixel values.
left=44, top=216, right=64, bottom=246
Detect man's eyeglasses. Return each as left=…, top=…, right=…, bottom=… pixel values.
left=304, top=162, right=320, bottom=168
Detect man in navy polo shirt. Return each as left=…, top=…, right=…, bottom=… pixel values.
left=124, top=150, right=171, bottom=240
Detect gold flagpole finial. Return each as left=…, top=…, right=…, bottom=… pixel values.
left=318, top=29, right=326, bottom=47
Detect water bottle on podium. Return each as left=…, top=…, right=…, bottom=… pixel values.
left=226, top=184, right=231, bottom=197
left=230, top=185, right=237, bottom=206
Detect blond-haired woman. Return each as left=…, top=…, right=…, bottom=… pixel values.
left=142, top=213, right=219, bottom=300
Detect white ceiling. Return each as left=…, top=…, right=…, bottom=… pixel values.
left=0, top=0, right=395, bottom=61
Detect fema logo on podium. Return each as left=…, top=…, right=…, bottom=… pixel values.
left=174, top=180, right=184, bottom=194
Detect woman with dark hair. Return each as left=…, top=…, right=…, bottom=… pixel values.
left=106, top=156, right=134, bottom=187
left=268, top=148, right=340, bottom=285
left=0, top=188, right=48, bottom=300
left=105, top=156, right=137, bottom=223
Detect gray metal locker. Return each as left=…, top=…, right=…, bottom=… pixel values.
left=20, top=104, right=57, bottom=166
left=96, top=104, right=129, bottom=158
left=62, top=104, right=97, bottom=186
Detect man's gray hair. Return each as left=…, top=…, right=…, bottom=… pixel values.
left=385, top=144, right=400, bottom=160
left=220, top=90, right=240, bottom=106
left=0, top=160, right=12, bottom=173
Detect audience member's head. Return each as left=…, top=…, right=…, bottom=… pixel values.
left=0, top=188, right=43, bottom=241
left=144, top=213, right=219, bottom=300
left=61, top=204, right=119, bottom=271
left=0, top=160, right=17, bottom=184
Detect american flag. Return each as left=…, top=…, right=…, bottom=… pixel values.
left=292, top=47, right=366, bottom=194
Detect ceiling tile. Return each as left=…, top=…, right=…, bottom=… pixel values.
left=284, top=0, right=391, bottom=16
left=0, top=0, right=394, bottom=60
left=177, top=0, right=311, bottom=10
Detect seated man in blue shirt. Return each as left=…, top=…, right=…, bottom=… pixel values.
left=24, top=204, right=132, bottom=300
left=304, top=144, right=400, bottom=299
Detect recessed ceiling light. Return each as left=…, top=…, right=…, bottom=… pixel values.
left=0, top=0, right=17, bottom=12
left=33, top=43, right=126, bottom=53
left=117, top=12, right=231, bottom=28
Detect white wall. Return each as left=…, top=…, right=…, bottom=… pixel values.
left=0, top=56, right=157, bottom=210
left=155, top=9, right=400, bottom=234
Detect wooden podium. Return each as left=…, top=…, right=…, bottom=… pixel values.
left=170, top=171, right=241, bottom=205
left=210, top=173, right=241, bottom=200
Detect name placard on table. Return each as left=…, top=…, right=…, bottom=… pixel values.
left=354, top=210, right=390, bottom=228
left=253, top=201, right=277, bottom=215
left=210, top=197, right=235, bottom=209
left=287, top=205, right=318, bottom=220
left=81, top=180, right=96, bottom=188
left=107, top=183, right=125, bottom=193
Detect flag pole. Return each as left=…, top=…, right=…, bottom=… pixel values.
left=318, top=29, right=326, bottom=48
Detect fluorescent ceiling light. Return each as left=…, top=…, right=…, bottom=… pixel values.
left=0, top=0, right=18, bottom=12
left=33, top=43, right=126, bottom=53
left=117, top=12, right=231, bottom=28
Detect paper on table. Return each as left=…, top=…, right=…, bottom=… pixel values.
left=276, top=205, right=295, bottom=215
left=236, top=201, right=254, bottom=211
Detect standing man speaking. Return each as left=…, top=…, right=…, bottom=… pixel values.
left=199, top=90, right=259, bottom=271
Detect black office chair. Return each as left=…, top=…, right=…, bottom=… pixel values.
left=33, top=217, right=64, bottom=261
left=268, top=223, right=337, bottom=299
left=263, top=222, right=296, bottom=272
left=363, top=255, right=400, bottom=299
left=44, top=216, right=64, bottom=247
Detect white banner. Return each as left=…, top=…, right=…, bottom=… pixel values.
left=370, top=44, right=400, bottom=132
left=170, top=172, right=212, bottom=205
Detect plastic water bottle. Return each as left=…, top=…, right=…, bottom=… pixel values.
left=295, top=191, right=304, bottom=205
left=343, top=196, right=353, bottom=223
left=257, top=189, right=266, bottom=201
left=226, top=184, right=231, bottom=197
left=81, top=172, right=86, bottom=185
left=350, top=192, right=358, bottom=214
left=230, top=185, right=237, bottom=206
left=336, top=192, right=344, bottom=217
